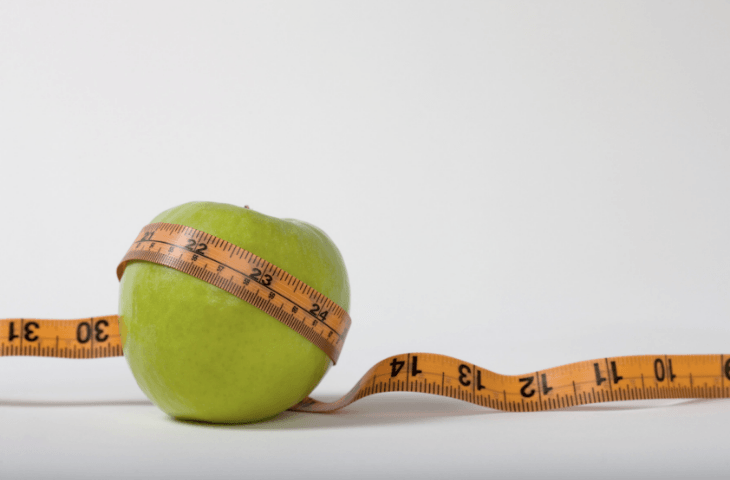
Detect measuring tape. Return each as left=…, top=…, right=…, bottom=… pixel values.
left=2, top=222, right=729, bottom=414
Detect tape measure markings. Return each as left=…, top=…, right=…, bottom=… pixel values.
left=3, top=316, right=728, bottom=412
left=117, top=222, right=350, bottom=363
left=289, top=352, right=730, bottom=413
left=2, top=222, right=729, bottom=415
left=139, top=223, right=339, bottom=325
left=0, top=316, right=122, bottom=359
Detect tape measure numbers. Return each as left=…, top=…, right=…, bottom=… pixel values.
left=2, top=223, right=729, bottom=414
left=116, top=222, right=351, bottom=364
left=0, top=316, right=121, bottom=359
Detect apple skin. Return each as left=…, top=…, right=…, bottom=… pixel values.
left=118, top=201, right=350, bottom=423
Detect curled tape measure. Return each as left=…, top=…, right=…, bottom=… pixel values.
left=2, top=222, right=729, bottom=414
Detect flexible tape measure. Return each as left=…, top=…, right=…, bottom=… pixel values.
left=2, top=222, right=729, bottom=414
left=116, top=222, right=352, bottom=364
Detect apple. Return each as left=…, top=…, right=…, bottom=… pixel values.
left=118, top=201, right=350, bottom=423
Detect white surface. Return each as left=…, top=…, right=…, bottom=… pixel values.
left=3, top=359, right=730, bottom=480
left=1, top=1, right=729, bottom=479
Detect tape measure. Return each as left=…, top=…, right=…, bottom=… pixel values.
left=2, top=222, right=729, bottom=414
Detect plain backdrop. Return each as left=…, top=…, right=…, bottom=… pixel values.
left=1, top=1, right=729, bottom=479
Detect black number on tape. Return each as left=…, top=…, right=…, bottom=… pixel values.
left=390, top=357, right=405, bottom=377
left=411, top=356, right=423, bottom=376
left=594, top=363, right=607, bottom=386
left=95, top=319, right=109, bottom=342
left=77, top=322, right=91, bottom=344
left=459, top=364, right=471, bottom=387
left=77, top=319, right=109, bottom=344
left=8, top=322, right=18, bottom=341
left=519, top=376, right=536, bottom=398
left=309, top=304, right=329, bottom=321
left=23, top=321, right=39, bottom=342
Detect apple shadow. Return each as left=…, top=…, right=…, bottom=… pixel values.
left=169, top=395, right=723, bottom=430
left=170, top=392, right=497, bottom=430
left=0, top=394, right=718, bottom=429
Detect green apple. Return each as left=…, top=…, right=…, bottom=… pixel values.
left=118, top=201, right=350, bottom=423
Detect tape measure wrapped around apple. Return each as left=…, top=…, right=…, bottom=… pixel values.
left=5, top=201, right=730, bottom=423
left=118, top=201, right=350, bottom=424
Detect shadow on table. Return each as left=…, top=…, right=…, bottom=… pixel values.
left=0, top=394, right=717, bottom=429
left=170, top=392, right=496, bottom=430
left=553, top=397, right=712, bottom=412
left=169, top=395, right=718, bottom=430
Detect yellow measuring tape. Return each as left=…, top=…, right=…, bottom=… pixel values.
left=2, top=222, right=728, bottom=413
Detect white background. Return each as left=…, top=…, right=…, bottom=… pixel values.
left=1, top=1, right=729, bottom=479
